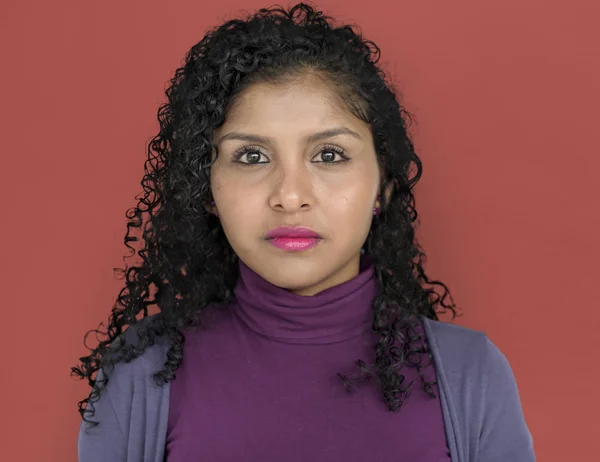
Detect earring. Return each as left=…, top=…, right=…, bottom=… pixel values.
left=210, top=200, right=218, bottom=217
left=373, top=195, right=381, bottom=216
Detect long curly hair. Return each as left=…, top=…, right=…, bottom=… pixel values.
left=72, top=2, right=458, bottom=425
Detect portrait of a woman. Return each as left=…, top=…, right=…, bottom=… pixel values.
left=73, top=3, right=535, bottom=461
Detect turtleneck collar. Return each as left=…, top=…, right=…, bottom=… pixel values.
left=231, top=255, right=380, bottom=345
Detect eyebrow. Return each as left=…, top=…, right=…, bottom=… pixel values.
left=216, top=127, right=362, bottom=145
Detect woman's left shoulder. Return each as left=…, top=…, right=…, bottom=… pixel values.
left=420, top=316, right=513, bottom=380
left=421, top=316, right=536, bottom=460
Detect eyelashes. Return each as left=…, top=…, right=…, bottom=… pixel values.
left=231, top=143, right=350, bottom=167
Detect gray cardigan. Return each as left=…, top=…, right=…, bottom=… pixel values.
left=78, top=317, right=536, bottom=461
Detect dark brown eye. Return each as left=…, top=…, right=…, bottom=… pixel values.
left=320, top=150, right=337, bottom=162
left=243, top=151, right=262, bottom=163
left=232, top=146, right=269, bottom=166
left=312, top=145, right=348, bottom=164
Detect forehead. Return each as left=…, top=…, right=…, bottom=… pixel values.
left=222, top=77, right=356, bottom=128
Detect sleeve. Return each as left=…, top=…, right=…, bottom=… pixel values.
left=477, top=337, right=536, bottom=461
left=77, top=368, right=128, bottom=462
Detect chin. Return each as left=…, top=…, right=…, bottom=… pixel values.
left=260, top=260, right=327, bottom=292
left=269, top=265, right=321, bottom=288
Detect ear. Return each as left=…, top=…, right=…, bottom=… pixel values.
left=383, top=179, right=395, bottom=204
left=376, top=175, right=397, bottom=209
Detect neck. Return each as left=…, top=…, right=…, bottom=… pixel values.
left=231, top=255, right=380, bottom=345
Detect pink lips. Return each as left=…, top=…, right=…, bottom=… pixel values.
left=266, top=227, right=322, bottom=252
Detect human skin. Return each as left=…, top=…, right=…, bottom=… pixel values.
left=209, top=74, right=386, bottom=296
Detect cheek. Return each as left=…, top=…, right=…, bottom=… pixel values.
left=213, top=180, right=263, bottom=235
left=325, top=191, right=373, bottom=232
left=219, top=194, right=258, bottom=223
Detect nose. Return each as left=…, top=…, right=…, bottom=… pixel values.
left=268, top=163, right=315, bottom=214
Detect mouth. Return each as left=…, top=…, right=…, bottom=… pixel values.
left=267, top=237, right=321, bottom=251
left=265, top=226, right=322, bottom=252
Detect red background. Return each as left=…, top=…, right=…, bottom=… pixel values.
left=1, top=0, right=598, bottom=460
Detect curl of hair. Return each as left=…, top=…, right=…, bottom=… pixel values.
left=72, top=1, right=458, bottom=425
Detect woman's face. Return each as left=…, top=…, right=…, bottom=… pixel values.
left=210, top=75, right=381, bottom=296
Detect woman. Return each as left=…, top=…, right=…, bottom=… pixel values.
left=73, top=3, right=535, bottom=461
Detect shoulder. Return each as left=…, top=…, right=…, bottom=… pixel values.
left=102, top=314, right=171, bottom=386
left=422, top=316, right=488, bottom=351
left=421, top=317, right=535, bottom=460
left=421, top=316, right=520, bottom=412
left=81, top=314, right=171, bottom=429
left=79, top=314, right=172, bottom=460
left=421, top=316, right=508, bottom=380
left=110, top=313, right=170, bottom=359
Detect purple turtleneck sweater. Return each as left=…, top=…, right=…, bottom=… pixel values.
left=166, top=257, right=451, bottom=461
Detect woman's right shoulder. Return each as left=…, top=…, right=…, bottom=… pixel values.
left=79, top=314, right=172, bottom=461
left=103, top=314, right=171, bottom=382
left=80, top=314, right=170, bottom=428
left=110, top=313, right=168, bottom=367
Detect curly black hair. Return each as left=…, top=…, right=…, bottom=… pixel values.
left=72, top=2, right=458, bottom=425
